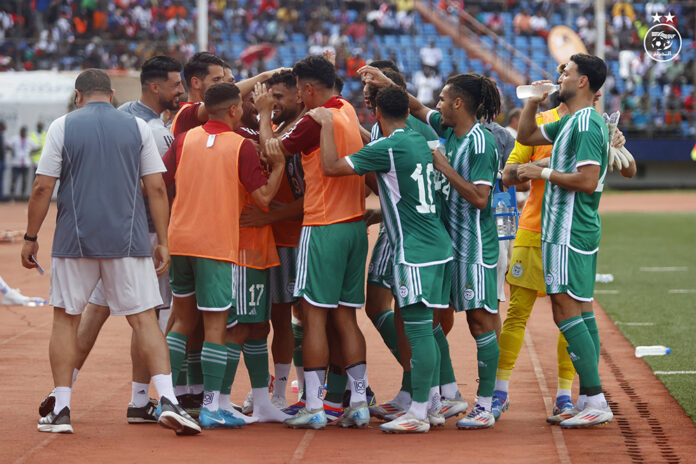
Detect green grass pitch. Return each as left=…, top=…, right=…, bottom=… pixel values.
left=596, top=212, right=696, bottom=423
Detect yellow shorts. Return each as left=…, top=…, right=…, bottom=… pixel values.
left=506, top=245, right=546, bottom=295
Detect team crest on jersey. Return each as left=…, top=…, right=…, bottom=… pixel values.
left=287, top=281, right=295, bottom=294
left=545, top=273, right=554, bottom=285
left=511, top=263, right=523, bottom=278
left=464, top=287, right=475, bottom=301
left=398, top=286, right=409, bottom=298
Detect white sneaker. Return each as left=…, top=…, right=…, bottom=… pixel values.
left=441, top=394, right=469, bottom=419
left=456, top=405, right=495, bottom=430
left=271, top=396, right=287, bottom=410
left=560, top=405, right=613, bottom=428
left=428, top=408, right=446, bottom=427
left=241, top=390, right=254, bottom=414
left=380, top=411, right=430, bottom=433
left=369, top=399, right=408, bottom=420
left=2, top=288, right=47, bottom=306
left=221, top=406, right=259, bottom=424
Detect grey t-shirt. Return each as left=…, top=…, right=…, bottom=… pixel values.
left=483, top=121, right=515, bottom=171
left=37, top=101, right=165, bottom=258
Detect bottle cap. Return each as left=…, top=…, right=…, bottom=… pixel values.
left=666, top=347, right=671, bottom=354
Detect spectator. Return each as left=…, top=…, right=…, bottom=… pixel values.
left=486, top=12, right=504, bottom=36
left=530, top=10, right=549, bottom=39
left=419, top=39, right=443, bottom=71
left=513, top=8, right=533, bottom=36
left=8, top=126, right=40, bottom=200
left=412, top=66, right=442, bottom=107
left=0, top=121, right=5, bottom=201
left=505, top=108, right=521, bottom=138
left=346, top=49, right=366, bottom=78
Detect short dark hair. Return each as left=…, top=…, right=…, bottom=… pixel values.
left=375, top=86, right=408, bottom=120
left=334, top=75, right=344, bottom=94
left=140, top=55, right=182, bottom=85
left=75, top=69, right=112, bottom=96
left=204, top=82, right=241, bottom=113
left=570, top=53, right=607, bottom=92
left=366, top=68, right=406, bottom=107
left=369, top=60, right=399, bottom=73
left=266, top=70, right=296, bottom=89
left=292, top=55, right=336, bottom=90
left=445, top=73, right=501, bottom=123
left=183, top=52, right=226, bottom=87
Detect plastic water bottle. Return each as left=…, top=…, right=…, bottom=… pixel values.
left=635, top=345, right=671, bottom=357
left=516, top=83, right=558, bottom=99
left=496, top=200, right=506, bottom=236
left=595, top=273, right=614, bottom=283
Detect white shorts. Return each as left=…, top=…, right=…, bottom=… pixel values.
left=89, top=233, right=171, bottom=310
left=497, top=240, right=513, bottom=302
left=50, top=257, right=163, bottom=316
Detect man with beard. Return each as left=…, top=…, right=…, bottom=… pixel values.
left=38, top=56, right=185, bottom=425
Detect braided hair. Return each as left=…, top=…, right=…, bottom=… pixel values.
left=445, top=73, right=501, bottom=123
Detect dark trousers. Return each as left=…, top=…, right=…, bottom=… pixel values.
left=0, top=162, right=5, bottom=199
left=10, top=166, right=29, bottom=199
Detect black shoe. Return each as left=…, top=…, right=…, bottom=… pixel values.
left=342, top=386, right=376, bottom=407
left=157, top=397, right=201, bottom=435
left=39, top=389, right=56, bottom=417
left=127, top=398, right=158, bottom=424
left=38, top=406, right=73, bottom=433
left=180, top=392, right=203, bottom=418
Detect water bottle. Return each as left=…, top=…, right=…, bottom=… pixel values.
left=496, top=200, right=506, bottom=236
left=516, top=83, right=558, bottom=99
left=635, top=345, right=671, bottom=357
left=595, top=273, right=614, bottom=283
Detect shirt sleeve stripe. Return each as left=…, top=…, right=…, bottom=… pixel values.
left=540, top=124, right=553, bottom=143
left=473, top=180, right=493, bottom=186
left=576, top=160, right=600, bottom=168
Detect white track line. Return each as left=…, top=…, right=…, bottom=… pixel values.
left=615, top=321, right=655, bottom=326
left=594, top=290, right=620, bottom=295
left=14, top=434, right=58, bottom=464
left=654, top=371, right=696, bottom=375
left=640, top=266, right=688, bottom=272
left=289, top=429, right=316, bottom=464
left=668, top=289, right=696, bottom=294
left=524, top=332, right=571, bottom=464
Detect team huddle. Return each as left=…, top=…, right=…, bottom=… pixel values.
left=22, top=48, right=635, bottom=436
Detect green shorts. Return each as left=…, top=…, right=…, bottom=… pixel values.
left=170, top=255, right=236, bottom=311
left=451, top=260, right=498, bottom=313
left=367, top=225, right=394, bottom=289
left=542, top=241, right=597, bottom=302
left=228, top=266, right=271, bottom=327
left=270, top=246, right=298, bottom=305
left=392, top=261, right=452, bottom=309
left=294, top=221, right=368, bottom=308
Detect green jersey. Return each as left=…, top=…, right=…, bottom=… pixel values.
left=426, top=111, right=499, bottom=266
left=348, top=126, right=453, bottom=266
left=539, top=106, right=609, bottom=252
left=370, top=114, right=439, bottom=142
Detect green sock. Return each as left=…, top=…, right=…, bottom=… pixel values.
left=558, top=316, right=602, bottom=396
left=324, top=366, right=347, bottom=405
left=433, top=324, right=456, bottom=386
left=166, top=332, right=187, bottom=381
left=292, top=323, right=304, bottom=368
left=176, top=358, right=188, bottom=387
left=370, top=310, right=400, bottom=361
left=201, top=341, right=227, bottom=392
left=582, top=311, right=600, bottom=361
left=221, top=343, right=242, bottom=395
left=401, top=303, right=436, bottom=403
left=243, top=339, right=270, bottom=389
left=187, top=350, right=204, bottom=387
left=431, top=331, right=441, bottom=389
left=400, top=370, right=412, bottom=395
left=474, top=331, right=500, bottom=398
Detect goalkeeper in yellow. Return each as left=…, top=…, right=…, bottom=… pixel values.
left=493, top=83, right=635, bottom=423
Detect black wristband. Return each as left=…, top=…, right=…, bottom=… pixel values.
left=24, top=233, right=37, bottom=242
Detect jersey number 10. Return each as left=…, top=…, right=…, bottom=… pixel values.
left=411, top=163, right=436, bottom=214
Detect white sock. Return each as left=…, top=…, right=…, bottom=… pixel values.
left=408, top=400, right=428, bottom=420
left=428, top=386, right=441, bottom=412
left=393, top=390, right=411, bottom=407
left=273, top=363, right=291, bottom=400
left=189, top=384, right=203, bottom=395
left=440, top=382, right=459, bottom=400
left=586, top=392, right=607, bottom=409
left=556, top=388, right=572, bottom=400
left=202, top=390, right=220, bottom=411
left=294, top=366, right=304, bottom=395
left=53, top=386, right=71, bottom=414
left=346, top=362, right=368, bottom=406
left=72, top=368, right=79, bottom=386
left=131, top=382, right=150, bottom=408
left=0, top=276, right=9, bottom=294
left=151, top=373, right=177, bottom=404
left=220, top=395, right=259, bottom=423
left=174, top=385, right=188, bottom=396
left=323, top=400, right=342, bottom=410
left=577, top=394, right=587, bottom=410
left=252, top=387, right=290, bottom=422
left=219, top=393, right=235, bottom=412
left=304, top=369, right=325, bottom=411
left=495, top=379, right=509, bottom=394
left=477, top=396, right=493, bottom=412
